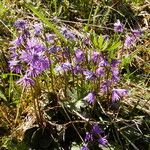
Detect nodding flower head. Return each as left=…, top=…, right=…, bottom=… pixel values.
left=75, top=49, right=85, bottom=63
left=112, top=88, right=128, bottom=102
left=124, top=35, right=136, bottom=48
left=33, top=23, right=43, bottom=35
left=81, top=144, right=89, bottom=150
left=84, top=132, right=93, bottom=142
left=96, top=67, right=105, bottom=77
left=114, top=19, right=124, bottom=32
left=14, top=19, right=26, bottom=29
left=83, top=92, right=95, bottom=105
left=131, top=29, right=142, bottom=38
left=61, top=61, right=72, bottom=72
left=17, top=75, right=35, bottom=88
left=9, top=60, right=22, bottom=74
left=98, top=136, right=108, bottom=146
left=83, top=70, right=96, bottom=80
left=91, top=123, right=104, bottom=135
left=91, top=51, right=100, bottom=63
left=61, top=26, right=75, bottom=40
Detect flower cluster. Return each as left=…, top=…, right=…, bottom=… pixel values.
left=9, top=19, right=50, bottom=88
left=81, top=124, right=108, bottom=150
left=114, top=19, right=142, bottom=48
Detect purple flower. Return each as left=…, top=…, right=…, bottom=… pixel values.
left=131, top=29, right=142, bottom=38
left=14, top=19, right=26, bottom=29
left=111, top=59, right=121, bottom=68
left=35, top=57, right=50, bottom=72
left=26, top=66, right=41, bottom=77
left=61, top=61, right=72, bottom=71
left=98, top=137, right=108, bottom=146
left=61, top=26, right=75, bottom=40
left=34, top=23, right=43, bottom=35
left=17, top=75, right=34, bottom=88
left=46, top=33, right=55, bottom=43
left=10, top=51, right=18, bottom=59
left=91, top=51, right=100, bottom=63
left=112, top=88, right=128, bottom=102
left=96, top=67, right=105, bottom=77
left=100, top=80, right=112, bottom=93
left=26, top=38, right=45, bottom=52
left=84, top=132, right=93, bottom=142
left=83, top=92, right=95, bottom=104
left=99, top=58, right=109, bottom=67
left=81, top=144, right=89, bottom=150
left=124, top=35, right=136, bottom=48
left=83, top=70, right=96, bottom=80
left=10, top=35, right=24, bottom=48
left=20, top=49, right=43, bottom=65
left=73, top=65, right=83, bottom=74
left=49, top=45, right=61, bottom=53
left=9, top=60, right=22, bottom=74
left=75, top=49, right=85, bottom=63
left=62, top=47, right=70, bottom=59
left=111, top=68, right=119, bottom=82
left=92, top=124, right=104, bottom=135
left=54, top=65, right=63, bottom=74
left=114, top=20, right=124, bottom=32
left=84, top=37, right=91, bottom=45
left=103, top=35, right=109, bottom=41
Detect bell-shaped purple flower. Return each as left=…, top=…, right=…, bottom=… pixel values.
left=34, top=23, right=43, bottom=35
left=91, top=51, right=100, bottom=63
left=10, top=35, right=24, bottom=48
left=83, top=37, right=91, bottom=46
left=26, top=66, right=41, bottom=77
left=111, top=59, right=121, bottom=68
left=83, top=92, right=95, bottom=104
left=131, top=29, right=142, bottom=38
left=92, top=124, right=104, bottom=135
left=84, top=132, right=93, bottom=142
left=17, top=75, right=34, bottom=88
left=14, top=19, right=26, bottom=29
left=61, top=61, right=72, bottom=72
left=62, top=47, right=70, bottom=59
left=61, top=26, right=75, bottom=40
left=81, top=144, right=89, bottom=150
left=124, top=35, right=136, bottom=48
left=114, top=19, right=124, bottom=32
left=35, top=57, right=50, bottom=72
left=46, top=33, right=55, bottom=43
left=98, top=136, right=108, bottom=146
left=75, top=49, right=85, bottom=63
left=112, top=88, right=128, bottom=102
left=26, top=38, right=45, bottom=52
left=100, top=80, right=112, bottom=93
left=73, top=65, right=83, bottom=74
left=111, top=67, right=119, bottom=82
left=83, top=70, right=96, bottom=80
left=54, top=65, right=63, bottom=74
left=96, top=67, right=105, bottom=77
left=20, top=49, right=43, bottom=65
left=9, top=60, right=22, bottom=74
left=49, top=45, right=61, bottom=53
left=99, top=58, right=109, bottom=67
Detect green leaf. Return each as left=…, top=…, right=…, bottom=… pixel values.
left=93, top=35, right=98, bottom=47
left=98, top=34, right=104, bottom=49
left=102, top=40, right=109, bottom=51
left=107, top=41, right=121, bottom=51
left=0, top=90, right=7, bottom=101
left=25, top=3, right=67, bottom=44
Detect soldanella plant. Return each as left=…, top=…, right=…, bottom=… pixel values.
left=8, top=18, right=142, bottom=149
